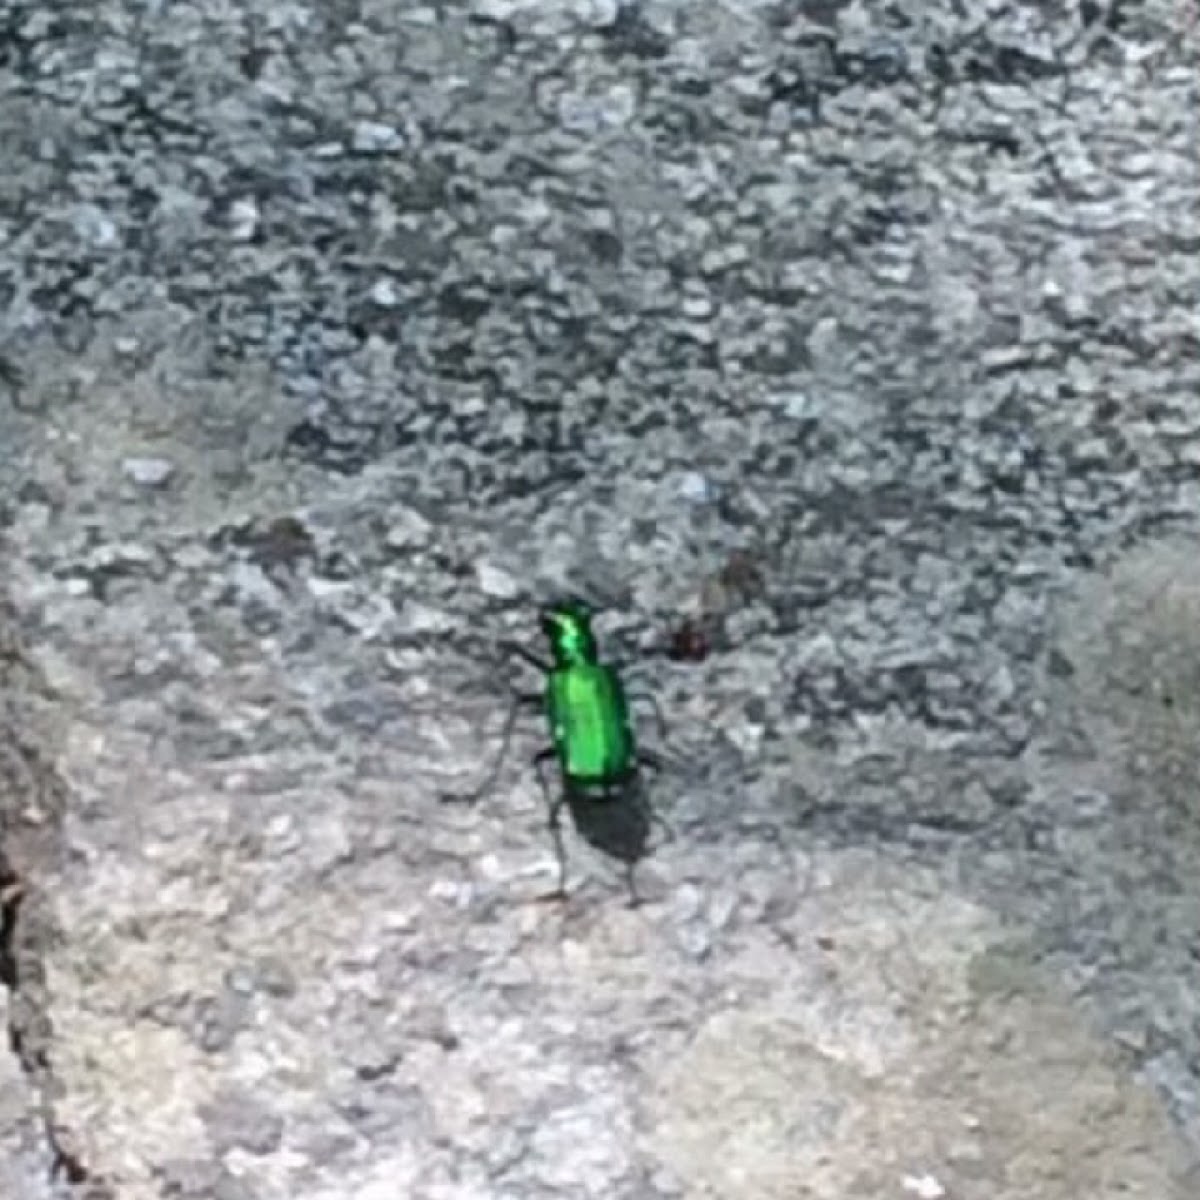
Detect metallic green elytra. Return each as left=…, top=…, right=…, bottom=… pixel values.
left=442, top=598, right=671, bottom=905
left=543, top=604, right=635, bottom=781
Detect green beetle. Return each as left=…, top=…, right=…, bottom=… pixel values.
left=443, top=599, right=669, bottom=905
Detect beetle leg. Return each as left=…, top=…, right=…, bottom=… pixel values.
left=626, top=692, right=669, bottom=744
left=636, top=778, right=674, bottom=844
left=623, top=863, right=643, bottom=908
left=440, top=693, right=538, bottom=806
left=0, top=871, right=23, bottom=989
left=533, top=749, right=569, bottom=900
left=631, top=780, right=674, bottom=852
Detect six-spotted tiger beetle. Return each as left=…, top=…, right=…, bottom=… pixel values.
left=442, top=599, right=671, bottom=906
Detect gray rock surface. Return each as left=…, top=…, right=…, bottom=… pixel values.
left=3, top=0, right=1200, bottom=1196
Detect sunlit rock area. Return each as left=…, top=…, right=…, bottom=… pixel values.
left=2, top=1, right=1199, bottom=1197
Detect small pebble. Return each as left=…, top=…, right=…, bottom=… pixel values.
left=224, top=965, right=257, bottom=996
left=677, top=922, right=712, bottom=962
left=200, top=1087, right=285, bottom=1156
left=678, top=471, right=711, bottom=503
left=370, top=279, right=399, bottom=307
left=192, top=990, right=249, bottom=1054
left=775, top=391, right=811, bottom=420
left=901, top=1173, right=946, bottom=1199
left=352, top=120, right=404, bottom=153
left=807, top=316, right=839, bottom=359
left=72, top=203, right=118, bottom=247
left=228, top=197, right=259, bottom=241
left=121, top=456, right=175, bottom=487
left=254, top=956, right=297, bottom=998
left=384, top=508, right=433, bottom=548
left=476, top=560, right=520, bottom=599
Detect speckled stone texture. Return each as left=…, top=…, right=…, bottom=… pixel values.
left=2, top=0, right=1200, bottom=1197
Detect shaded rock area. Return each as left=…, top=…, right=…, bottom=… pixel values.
left=2, top=0, right=1200, bottom=1196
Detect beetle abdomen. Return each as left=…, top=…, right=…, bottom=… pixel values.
left=547, top=663, right=635, bottom=781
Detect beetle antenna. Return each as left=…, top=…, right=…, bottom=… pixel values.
left=504, top=640, right=552, bottom=674
left=440, top=695, right=528, bottom=805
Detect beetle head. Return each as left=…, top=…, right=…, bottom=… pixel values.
left=540, top=598, right=597, bottom=665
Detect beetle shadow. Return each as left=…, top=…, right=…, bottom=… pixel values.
left=565, top=789, right=652, bottom=864
left=560, top=779, right=673, bottom=905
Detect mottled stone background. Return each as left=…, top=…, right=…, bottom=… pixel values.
left=2, top=1, right=1200, bottom=1197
